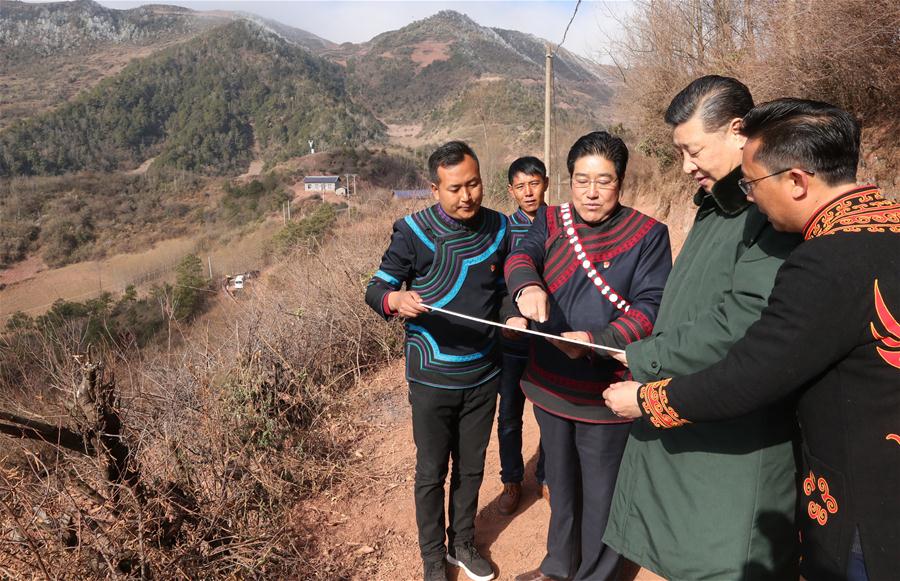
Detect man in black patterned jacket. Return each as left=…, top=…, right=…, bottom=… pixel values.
left=365, top=141, right=511, bottom=581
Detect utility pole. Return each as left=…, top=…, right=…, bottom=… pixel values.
left=544, top=42, right=553, bottom=185
left=208, top=256, right=213, bottom=279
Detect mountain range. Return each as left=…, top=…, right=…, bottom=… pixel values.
left=1, top=0, right=616, bottom=176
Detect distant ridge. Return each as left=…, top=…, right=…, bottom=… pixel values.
left=0, top=0, right=334, bottom=55
left=0, top=20, right=385, bottom=176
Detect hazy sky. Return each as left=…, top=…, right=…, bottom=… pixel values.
left=85, top=1, right=633, bottom=61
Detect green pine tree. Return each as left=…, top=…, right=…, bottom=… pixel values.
left=173, top=254, right=206, bottom=320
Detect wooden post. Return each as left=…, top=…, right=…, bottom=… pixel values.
left=544, top=43, right=553, bottom=183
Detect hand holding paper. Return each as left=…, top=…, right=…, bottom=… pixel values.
left=549, top=331, right=592, bottom=359
left=502, top=316, right=529, bottom=339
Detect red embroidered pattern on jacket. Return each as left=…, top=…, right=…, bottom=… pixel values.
left=803, top=471, right=839, bottom=526
left=525, top=358, right=627, bottom=399
left=542, top=204, right=657, bottom=308
left=639, top=379, right=688, bottom=428
left=803, top=187, right=900, bottom=240
left=871, top=278, right=900, bottom=370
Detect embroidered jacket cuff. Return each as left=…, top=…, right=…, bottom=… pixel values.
left=639, top=378, right=689, bottom=429
left=381, top=293, right=397, bottom=318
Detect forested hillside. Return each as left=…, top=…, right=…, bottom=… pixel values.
left=0, top=20, right=385, bottom=176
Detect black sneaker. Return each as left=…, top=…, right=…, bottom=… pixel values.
left=423, top=558, right=447, bottom=581
left=447, top=541, right=495, bottom=581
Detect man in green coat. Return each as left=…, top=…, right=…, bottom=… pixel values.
left=603, top=76, right=801, bottom=579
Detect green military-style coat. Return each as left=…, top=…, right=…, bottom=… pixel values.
left=604, top=168, right=802, bottom=580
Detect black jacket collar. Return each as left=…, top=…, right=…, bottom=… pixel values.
left=693, top=166, right=750, bottom=217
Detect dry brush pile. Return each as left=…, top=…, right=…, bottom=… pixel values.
left=0, top=202, right=408, bottom=579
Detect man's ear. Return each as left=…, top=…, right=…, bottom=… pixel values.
left=787, top=169, right=811, bottom=201
left=431, top=183, right=439, bottom=200
left=728, top=117, right=748, bottom=148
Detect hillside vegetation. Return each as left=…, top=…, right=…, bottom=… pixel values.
left=0, top=0, right=207, bottom=57
left=615, top=0, right=900, bottom=181
left=335, top=11, right=611, bottom=138
left=0, top=20, right=385, bottom=177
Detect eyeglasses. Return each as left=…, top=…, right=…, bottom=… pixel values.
left=738, top=168, right=815, bottom=196
left=572, top=176, right=619, bottom=191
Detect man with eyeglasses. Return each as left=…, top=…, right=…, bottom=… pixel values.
left=602, top=76, right=802, bottom=581
left=604, top=98, right=900, bottom=581
left=505, top=131, right=671, bottom=581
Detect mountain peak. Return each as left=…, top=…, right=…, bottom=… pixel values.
left=426, top=10, right=478, bottom=25
left=388, top=9, right=484, bottom=40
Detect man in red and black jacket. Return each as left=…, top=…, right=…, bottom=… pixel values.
left=506, top=131, right=671, bottom=581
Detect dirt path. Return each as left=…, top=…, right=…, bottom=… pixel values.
left=127, top=156, right=156, bottom=175
left=239, top=158, right=264, bottom=179
left=317, top=361, right=664, bottom=580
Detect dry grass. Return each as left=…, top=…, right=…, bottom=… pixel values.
left=0, top=202, right=406, bottom=579
left=0, top=217, right=285, bottom=320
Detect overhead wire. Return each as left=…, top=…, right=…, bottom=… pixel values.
left=549, top=0, right=583, bottom=201
left=554, top=0, right=583, bottom=56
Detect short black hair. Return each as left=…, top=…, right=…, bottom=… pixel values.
left=428, top=141, right=479, bottom=184
left=741, top=98, right=860, bottom=186
left=566, top=131, right=629, bottom=180
left=665, top=75, right=754, bottom=131
left=507, top=156, right=547, bottom=184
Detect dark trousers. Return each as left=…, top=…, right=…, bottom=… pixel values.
left=846, top=530, right=869, bottom=581
left=409, top=378, right=499, bottom=562
left=498, top=352, right=545, bottom=484
left=535, top=406, right=630, bottom=581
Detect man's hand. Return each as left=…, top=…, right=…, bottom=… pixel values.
left=611, top=351, right=628, bottom=366
left=388, top=290, right=428, bottom=318
left=602, top=381, right=642, bottom=419
left=548, top=331, right=591, bottom=359
left=517, top=285, right=549, bottom=323
left=502, top=316, right=528, bottom=339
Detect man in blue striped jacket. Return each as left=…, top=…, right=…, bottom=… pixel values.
left=365, top=141, right=512, bottom=581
